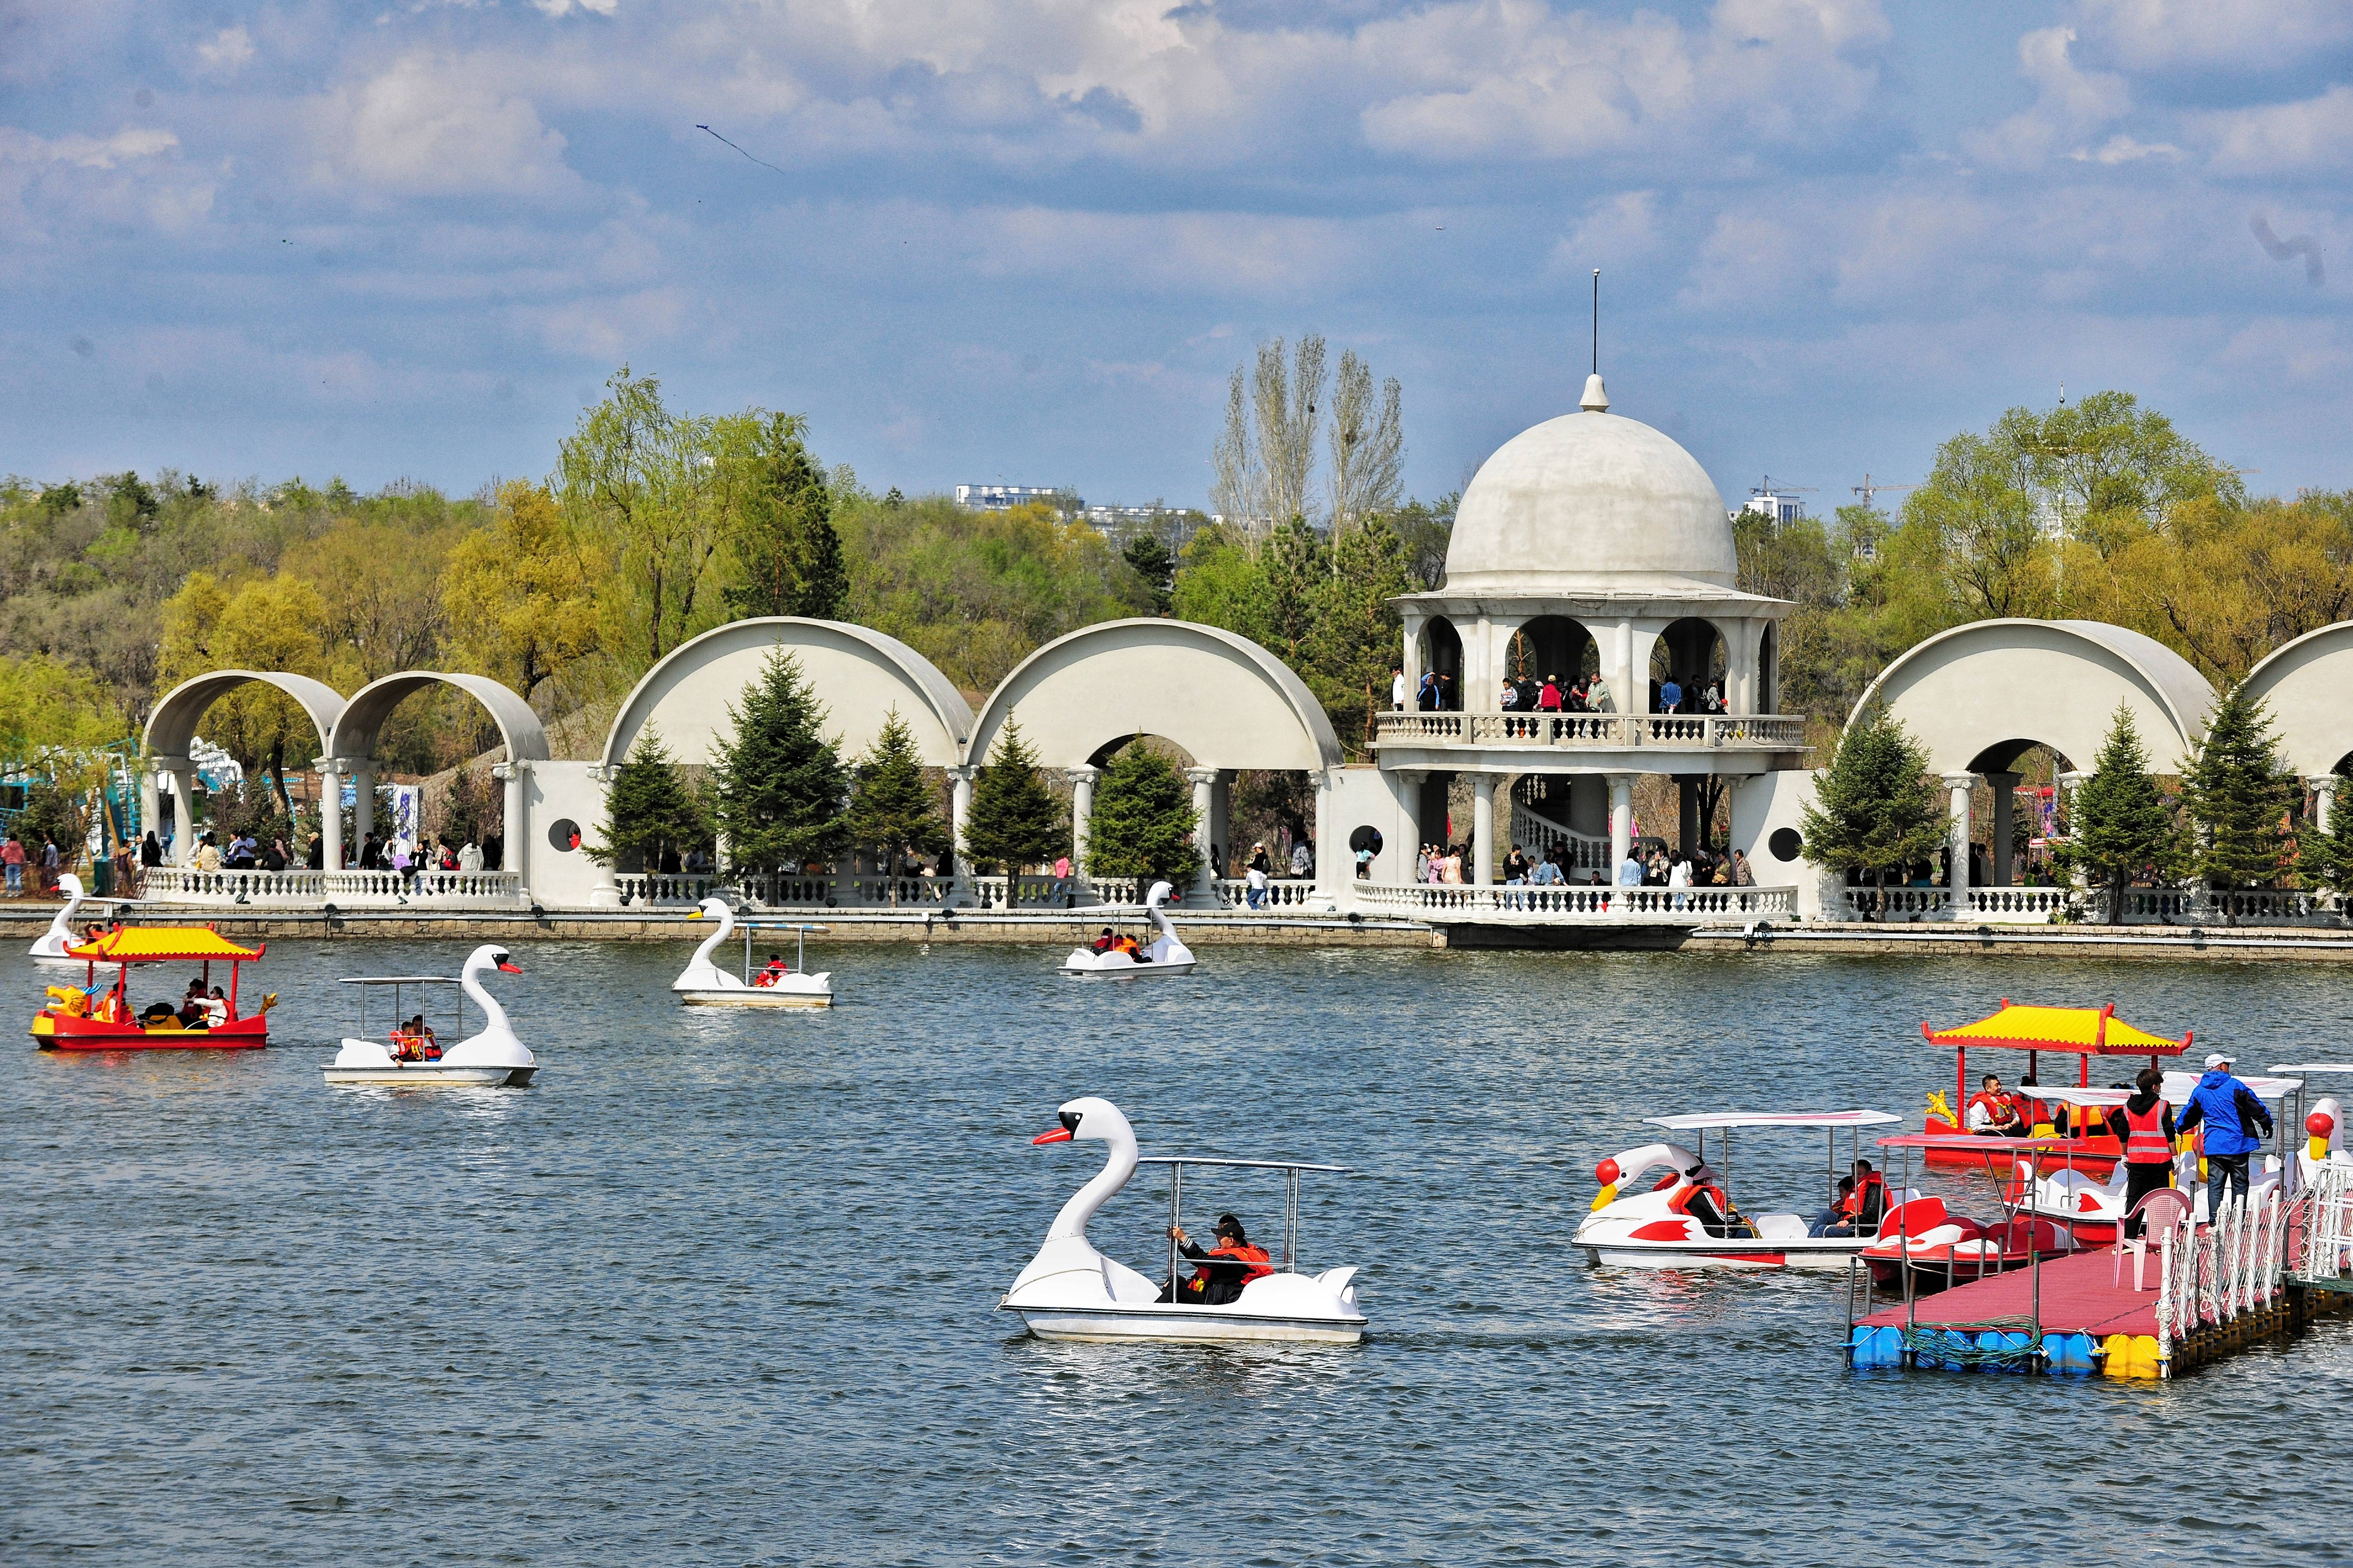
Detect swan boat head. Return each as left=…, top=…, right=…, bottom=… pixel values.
left=442, top=945, right=531, bottom=1067
left=1006, top=1096, right=1160, bottom=1305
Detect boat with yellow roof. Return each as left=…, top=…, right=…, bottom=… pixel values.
left=1918, top=999, right=2190, bottom=1174
left=30, top=926, right=274, bottom=1051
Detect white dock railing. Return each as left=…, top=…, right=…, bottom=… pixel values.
left=1837, top=884, right=2346, bottom=926
left=141, top=866, right=527, bottom=908
left=1353, top=882, right=1795, bottom=924
left=2153, top=1187, right=2290, bottom=1371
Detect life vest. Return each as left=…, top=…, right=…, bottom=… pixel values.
left=1210, top=1242, right=1274, bottom=1287
left=1968, top=1090, right=2019, bottom=1129
left=2122, top=1100, right=2170, bottom=1163
left=1842, top=1172, right=1889, bottom=1225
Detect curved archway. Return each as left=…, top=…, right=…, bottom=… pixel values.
left=1419, top=617, right=1463, bottom=710
left=602, top=617, right=973, bottom=771
left=1855, top=620, right=2213, bottom=775
left=1651, top=616, right=1727, bottom=713
left=143, top=671, right=349, bottom=864
left=325, top=671, right=551, bottom=888
left=2243, top=620, right=2353, bottom=779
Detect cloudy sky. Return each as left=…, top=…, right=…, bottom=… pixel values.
left=4, top=1, right=2347, bottom=512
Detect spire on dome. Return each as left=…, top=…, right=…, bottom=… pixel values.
left=1580, top=373, right=1609, bottom=413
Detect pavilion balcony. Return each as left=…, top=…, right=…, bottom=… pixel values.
left=139, top=867, right=527, bottom=909
left=1353, top=881, right=1797, bottom=925
left=1373, top=711, right=1807, bottom=752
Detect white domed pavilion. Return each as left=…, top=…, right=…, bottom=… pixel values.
left=1373, top=374, right=1804, bottom=886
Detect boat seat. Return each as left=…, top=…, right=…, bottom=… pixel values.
left=1882, top=1196, right=1949, bottom=1239
left=1754, top=1213, right=1807, bottom=1241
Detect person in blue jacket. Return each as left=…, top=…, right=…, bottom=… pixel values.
left=2175, top=1051, right=2275, bottom=1216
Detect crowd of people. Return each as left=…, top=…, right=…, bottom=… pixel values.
left=0, top=828, right=67, bottom=897
left=1388, top=666, right=1734, bottom=716
left=1407, top=838, right=1754, bottom=891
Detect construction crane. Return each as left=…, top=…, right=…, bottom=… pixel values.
left=1852, top=473, right=1918, bottom=508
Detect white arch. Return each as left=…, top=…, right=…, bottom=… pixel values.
left=965, top=618, right=1343, bottom=771
left=146, top=670, right=346, bottom=761
left=2243, top=621, right=2353, bottom=777
left=329, top=671, right=550, bottom=768
left=1853, top=619, right=2215, bottom=774
left=602, top=617, right=973, bottom=770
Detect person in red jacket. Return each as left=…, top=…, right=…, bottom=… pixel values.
left=1162, top=1213, right=1274, bottom=1305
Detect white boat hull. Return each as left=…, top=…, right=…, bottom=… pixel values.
left=1060, top=958, right=1196, bottom=979
left=323, top=1062, right=535, bottom=1087
left=678, top=983, right=832, bottom=1007
left=1003, top=1302, right=1365, bottom=1344
left=1583, top=1237, right=1870, bottom=1270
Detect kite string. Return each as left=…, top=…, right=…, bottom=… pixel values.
left=696, top=123, right=789, bottom=177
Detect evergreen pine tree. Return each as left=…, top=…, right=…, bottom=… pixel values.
left=2300, top=781, right=2353, bottom=901
left=710, top=649, right=849, bottom=874
left=962, top=721, right=1068, bottom=874
left=2053, top=703, right=2183, bottom=923
left=1084, top=740, right=1199, bottom=889
left=1258, top=515, right=1329, bottom=663
left=845, top=708, right=949, bottom=900
left=2180, top=682, right=2298, bottom=896
left=722, top=412, right=849, bottom=621
left=1121, top=533, right=1175, bottom=616
left=591, top=729, right=708, bottom=871
left=1797, top=704, right=1944, bottom=896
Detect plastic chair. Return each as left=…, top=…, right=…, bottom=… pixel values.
left=2114, top=1187, right=2191, bottom=1291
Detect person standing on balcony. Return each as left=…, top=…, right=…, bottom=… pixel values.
left=1615, top=848, right=1642, bottom=888
left=1588, top=672, right=1612, bottom=712
left=1732, top=849, right=1753, bottom=886
left=1500, top=677, right=1520, bottom=712
left=460, top=839, right=484, bottom=873
left=1537, top=675, right=1564, bottom=712
left=1391, top=668, right=1407, bottom=710
left=1658, top=676, right=1683, bottom=714
left=1416, top=671, right=1438, bottom=710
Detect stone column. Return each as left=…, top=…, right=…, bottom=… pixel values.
left=1312, top=768, right=1344, bottom=906
left=1391, top=770, right=1423, bottom=884
left=1607, top=772, right=1635, bottom=876
left=157, top=759, right=200, bottom=862
left=140, top=761, right=167, bottom=853
left=1943, top=771, right=1976, bottom=908
left=1607, top=619, right=1634, bottom=713
left=1471, top=773, right=1497, bottom=886
left=494, top=760, right=530, bottom=896
left=1209, top=769, right=1232, bottom=875
left=1185, top=766, right=1219, bottom=905
left=351, top=763, right=375, bottom=848
left=314, top=758, right=343, bottom=876
left=947, top=765, right=978, bottom=906
left=2310, top=775, right=2339, bottom=835
left=1985, top=771, right=2020, bottom=886
left=1066, top=765, right=1100, bottom=885
left=586, top=764, right=621, bottom=908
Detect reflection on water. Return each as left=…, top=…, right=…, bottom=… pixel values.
left=7, top=938, right=2351, bottom=1566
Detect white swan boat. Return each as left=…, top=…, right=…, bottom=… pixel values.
left=29, top=873, right=104, bottom=965
left=1000, top=1096, right=1366, bottom=1344
left=1061, top=880, right=1196, bottom=979
left=674, top=897, right=832, bottom=1007
left=1573, top=1109, right=1908, bottom=1269
left=322, top=945, right=538, bottom=1087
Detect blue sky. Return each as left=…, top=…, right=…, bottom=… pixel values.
left=4, top=1, right=2349, bottom=512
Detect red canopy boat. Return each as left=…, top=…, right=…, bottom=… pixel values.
left=1918, top=1000, right=2189, bottom=1174
left=31, top=926, right=273, bottom=1051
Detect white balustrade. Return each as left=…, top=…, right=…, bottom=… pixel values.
left=1351, top=882, right=1794, bottom=924
left=1373, top=712, right=1806, bottom=751
left=141, top=865, right=527, bottom=908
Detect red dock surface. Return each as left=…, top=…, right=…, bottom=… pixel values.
left=1858, top=1250, right=2159, bottom=1340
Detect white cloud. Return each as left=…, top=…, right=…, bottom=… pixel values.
left=2072, top=134, right=2181, bottom=164
left=0, top=124, right=178, bottom=168
left=1963, top=28, right=2129, bottom=170
left=1553, top=191, right=1662, bottom=270
left=2200, top=83, right=2353, bottom=176
left=533, top=0, right=620, bottom=15
left=2079, top=0, right=2353, bottom=73
left=310, top=54, right=576, bottom=197
left=195, top=26, right=255, bottom=75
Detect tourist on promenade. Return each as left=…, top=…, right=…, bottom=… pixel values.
left=2105, top=1068, right=2180, bottom=1239
left=1667, top=854, right=1692, bottom=908
left=1391, top=668, right=1407, bottom=710
left=1355, top=843, right=1373, bottom=879
left=193, top=834, right=222, bottom=873
left=306, top=834, right=325, bottom=870
left=140, top=830, right=163, bottom=871
left=1615, top=848, right=1642, bottom=888
left=1587, top=672, right=1611, bottom=712
left=1504, top=845, right=1529, bottom=883
left=262, top=837, right=288, bottom=872
left=1732, top=849, right=1753, bottom=886
left=1967, top=1073, right=2026, bottom=1137
left=460, top=838, right=483, bottom=873
left=1658, top=676, right=1683, bottom=714
left=1499, top=677, right=1520, bottom=712
left=1537, top=676, right=1564, bottom=712
left=1441, top=845, right=1464, bottom=884
left=1416, top=845, right=1431, bottom=881
left=1529, top=854, right=1564, bottom=888
left=1246, top=859, right=1268, bottom=909
left=1, top=832, right=23, bottom=894
left=2176, top=1052, right=2274, bottom=1215
left=1417, top=671, right=1439, bottom=710
left=1290, top=840, right=1311, bottom=878
left=1050, top=853, right=1072, bottom=906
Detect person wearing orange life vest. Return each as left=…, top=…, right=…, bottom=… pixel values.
left=1668, top=1163, right=1753, bottom=1239
left=1809, top=1159, right=1889, bottom=1237
left=1966, top=1073, right=2027, bottom=1137
left=1160, top=1213, right=1274, bottom=1305
left=2104, top=1067, right=2180, bottom=1239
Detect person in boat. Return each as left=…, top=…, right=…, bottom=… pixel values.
left=755, top=953, right=793, bottom=987
left=2103, top=1067, right=2180, bottom=1239
left=1159, top=1213, right=1273, bottom=1305
left=178, top=977, right=213, bottom=1029
left=1669, top=1163, right=1754, bottom=1239
left=1089, top=928, right=1117, bottom=954
left=1808, top=1175, right=1857, bottom=1237
left=203, top=987, right=230, bottom=1028
left=1966, top=1073, right=2027, bottom=1137
left=1112, top=932, right=1144, bottom=961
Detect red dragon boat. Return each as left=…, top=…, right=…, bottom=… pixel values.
left=31, top=926, right=274, bottom=1050
left=1918, top=1000, right=2188, bottom=1175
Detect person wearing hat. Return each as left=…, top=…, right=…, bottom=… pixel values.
left=2176, top=1051, right=2274, bottom=1216
left=1159, top=1213, right=1273, bottom=1305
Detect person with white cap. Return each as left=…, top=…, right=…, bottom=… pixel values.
left=2175, top=1050, right=2274, bottom=1216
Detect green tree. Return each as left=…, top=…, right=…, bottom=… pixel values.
left=2299, top=782, right=2353, bottom=900
left=1307, top=512, right=1411, bottom=754
left=591, top=729, right=709, bottom=872
left=1798, top=705, right=1944, bottom=894
left=1168, top=521, right=1268, bottom=637
left=845, top=709, right=949, bottom=897
left=1257, top=515, right=1328, bottom=663
left=1121, top=532, right=1175, bottom=615
left=709, top=650, right=849, bottom=875
left=1085, top=740, right=1199, bottom=889
left=719, top=411, right=847, bottom=621
left=439, top=481, right=603, bottom=704
left=962, top=720, right=1068, bottom=874
left=2180, top=682, right=2299, bottom=896
left=2053, top=703, right=2184, bottom=923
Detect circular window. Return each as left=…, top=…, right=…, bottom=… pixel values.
left=1349, top=825, right=1384, bottom=855
left=547, top=817, right=582, bottom=853
left=1768, top=827, right=1803, bottom=863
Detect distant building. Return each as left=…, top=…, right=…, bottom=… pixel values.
left=956, top=484, right=1070, bottom=511
left=1740, top=491, right=1806, bottom=527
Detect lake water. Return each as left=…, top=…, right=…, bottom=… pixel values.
left=7, top=939, right=2349, bottom=1566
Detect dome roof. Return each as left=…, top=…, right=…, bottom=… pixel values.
left=1444, top=390, right=1735, bottom=594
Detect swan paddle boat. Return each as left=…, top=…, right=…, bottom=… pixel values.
left=1917, top=1001, right=2190, bottom=1174
left=322, top=945, right=537, bottom=1087
left=1000, top=1097, right=1367, bottom=1343
left=1061, top=880, right=1196, bottom=979
left=2272, top=1062, right=2353, bottom=1185
left=673, top=898, right=831, bottom=1007
left=1574, top=1109, right=1908, bottom=1269
left=32, top=926, right=274, bottom=1049
left=29, top=873, right=112, bottom=965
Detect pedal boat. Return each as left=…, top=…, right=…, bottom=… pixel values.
left=673, top=898, right=831, bottom=1007
left=1857, top=1198, right=2077, bottom=1294
left=999, top=1096, right=1366, bottom=1344
left=29, top=874, right=113, bottom=965
left=322, top=946, right=537, bottom=1086
left=1061, top=880, right=1196, bottom=979
left=1573, top=1109, right=1907, bottom=1269
left=1917, top=1001, right=2191, bottom=1174
left=32, top=926, right=273, bottom=1049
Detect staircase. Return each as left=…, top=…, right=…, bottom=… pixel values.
left=1508, top=777, right=1610, bottom=876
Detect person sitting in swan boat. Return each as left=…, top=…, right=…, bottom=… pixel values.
left=390, top=1014, right=441, bottom=1061
left=1668, top=1163, right=1754, bottom=1240
left=754, top=953, right=791, bottom=987
left=1158, top=1213, right=1273, bottom=1305
left=1089, top=929, right=1117, bottom=954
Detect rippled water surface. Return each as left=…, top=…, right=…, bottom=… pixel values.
left=7, top=938, right=2350, bottom=1565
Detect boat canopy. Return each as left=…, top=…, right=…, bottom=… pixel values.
left=2270, top=1062, right=2353, bottom=1074
left=66, top=926, right=263, bottom=963
left=337, top=976, right=465, bottom=985
left=2162, top=1070, right=2301, bottom=1102
left=1922, top=1000, right=2187, bottom=1057
left=2020, top=1085, right=2134, bottom=1108
left=1136, top=1156, right=1348, bottom=1173
left=1644, top=1110, right=1902, bottom=1132
left=1876, top=1133, right=2082, bottom=1150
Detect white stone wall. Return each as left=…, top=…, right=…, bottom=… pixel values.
left=526, top=761, right=610, bottom=908
left=1728, top=769, right=1828, bottom=920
